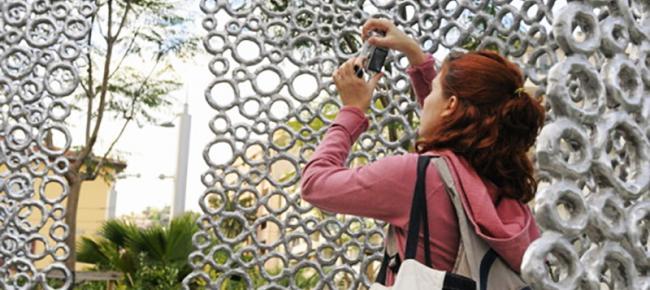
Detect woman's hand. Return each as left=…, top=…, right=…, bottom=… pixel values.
left=361, top=18, right=427, bottom=66
left=333, top=57, right=384, bottom=112
left=362, top=18, right=414, bottom=52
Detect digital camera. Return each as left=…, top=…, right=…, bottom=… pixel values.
left=358, top=30, right=389, bottom=73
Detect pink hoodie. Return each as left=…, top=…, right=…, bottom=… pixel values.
left=300, top=53, right=540, bottom=286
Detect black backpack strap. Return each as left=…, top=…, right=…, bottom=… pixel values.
left=376, top=155, right=434, bottom=285
left=377, top=155, right=480, bottom=289
left=375, top=250, right=391, bottom=284
left=376, top=241, right=403, bottom=285
left=404, top=155, right=433, bottom=266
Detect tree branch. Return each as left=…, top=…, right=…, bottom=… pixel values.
left=75, top=0, right=115, bottom=170
left=108, top=28, right=141, bottom=80
left=85, top=13, right=97, bottom=144
left=81, top=1, right=138, bottom=152
left=96, top=1, right=109, bottom=42
left=112, top=1, right=132, bottom=42
left=84, top=59, right=161, bottom=180
left=82, top=115, right=131, bottom=181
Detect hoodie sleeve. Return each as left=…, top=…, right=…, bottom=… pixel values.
left=300, top=54, right=437, bottom=226
left=406, top=53, right=436, bottom=109
left=300, top=106, right=418, bottom=227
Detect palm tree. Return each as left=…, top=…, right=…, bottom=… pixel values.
left=77, top=219, right=138, bottom=275
left=77, top=212, right=199, bottom=287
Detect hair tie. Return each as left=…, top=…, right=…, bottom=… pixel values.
left=514, top=87, right=526, bottom=98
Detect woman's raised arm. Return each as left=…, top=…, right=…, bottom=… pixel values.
left=300, top=107, right=429, bottom=227
left=406, top=53, right=437, bottom=108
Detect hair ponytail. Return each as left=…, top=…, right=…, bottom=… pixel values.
left=494, top=89, right=545, bottom=201
left=498, top=89, right=545, bottom=151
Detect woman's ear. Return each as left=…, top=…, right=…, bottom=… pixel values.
left=441, top=95, right=458, bottom=117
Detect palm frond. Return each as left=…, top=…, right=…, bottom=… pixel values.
left=99, top=219, right=136, bottom=248
left=77, top=237, right=112, bottom=268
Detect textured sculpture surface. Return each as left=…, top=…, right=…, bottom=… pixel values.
left=3, top=0, right=649, bottom=289
left=0, top=0, right=95, bottom=289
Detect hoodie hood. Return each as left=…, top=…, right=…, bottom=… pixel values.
left=424, top=148, right=541, bottom=272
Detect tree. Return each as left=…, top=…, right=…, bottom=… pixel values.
left=62, top=0, right=199, bottom=272
left=76, top=212, right=200, bottom=288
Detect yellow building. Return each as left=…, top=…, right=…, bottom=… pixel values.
left=72, top=154, right=127, bottom=270
left=70, top=154, right=127, bottom=245
left=6, top=150, right=127, bottom=270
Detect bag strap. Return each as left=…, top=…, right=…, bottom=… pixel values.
left=433, top=156, right=516, bottom=289
left=404, top=155, right=433, bottom=264
left=376, top=155, right=433, bottom=284
left=430, top=157, right=482, bottom=276
left=375, top=251, right=391, bottom=284
left=435, top=157, right=531, bottom=290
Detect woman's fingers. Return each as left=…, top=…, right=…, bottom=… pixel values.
left=336, top=57, right=369, bottom=81
left=332, top=69, right=340, bottom=85
left=361, top=18, right=390, bottom=40
left=334, top=59, right=348, bottom=78
left=335, top=58, right=352, bottom=80
left=349, top=57, right=366, bottom=79
left=368, top=35, right=391, bottom=47
left=353, top=56, right=365, bottom=68
left=345, top=57, right=359, bottom=77
left=368, top=71, right=384, bottom=89
left=353, top=57, right=366, bottom=78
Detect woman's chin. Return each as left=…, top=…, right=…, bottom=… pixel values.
left=416, top=127, right=429, bottom=139
left=416, top=127, right=431, bottom=140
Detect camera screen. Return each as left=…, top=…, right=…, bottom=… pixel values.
left=368, top=48, right=388, bottom=72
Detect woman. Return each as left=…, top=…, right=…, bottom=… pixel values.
left=300, top=18, right=545, bottom=286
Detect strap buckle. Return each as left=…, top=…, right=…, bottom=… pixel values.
left=388, top=253, right=401, bottom=272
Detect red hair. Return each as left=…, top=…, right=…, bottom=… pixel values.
left=416, top=50, right=545, bottom=203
